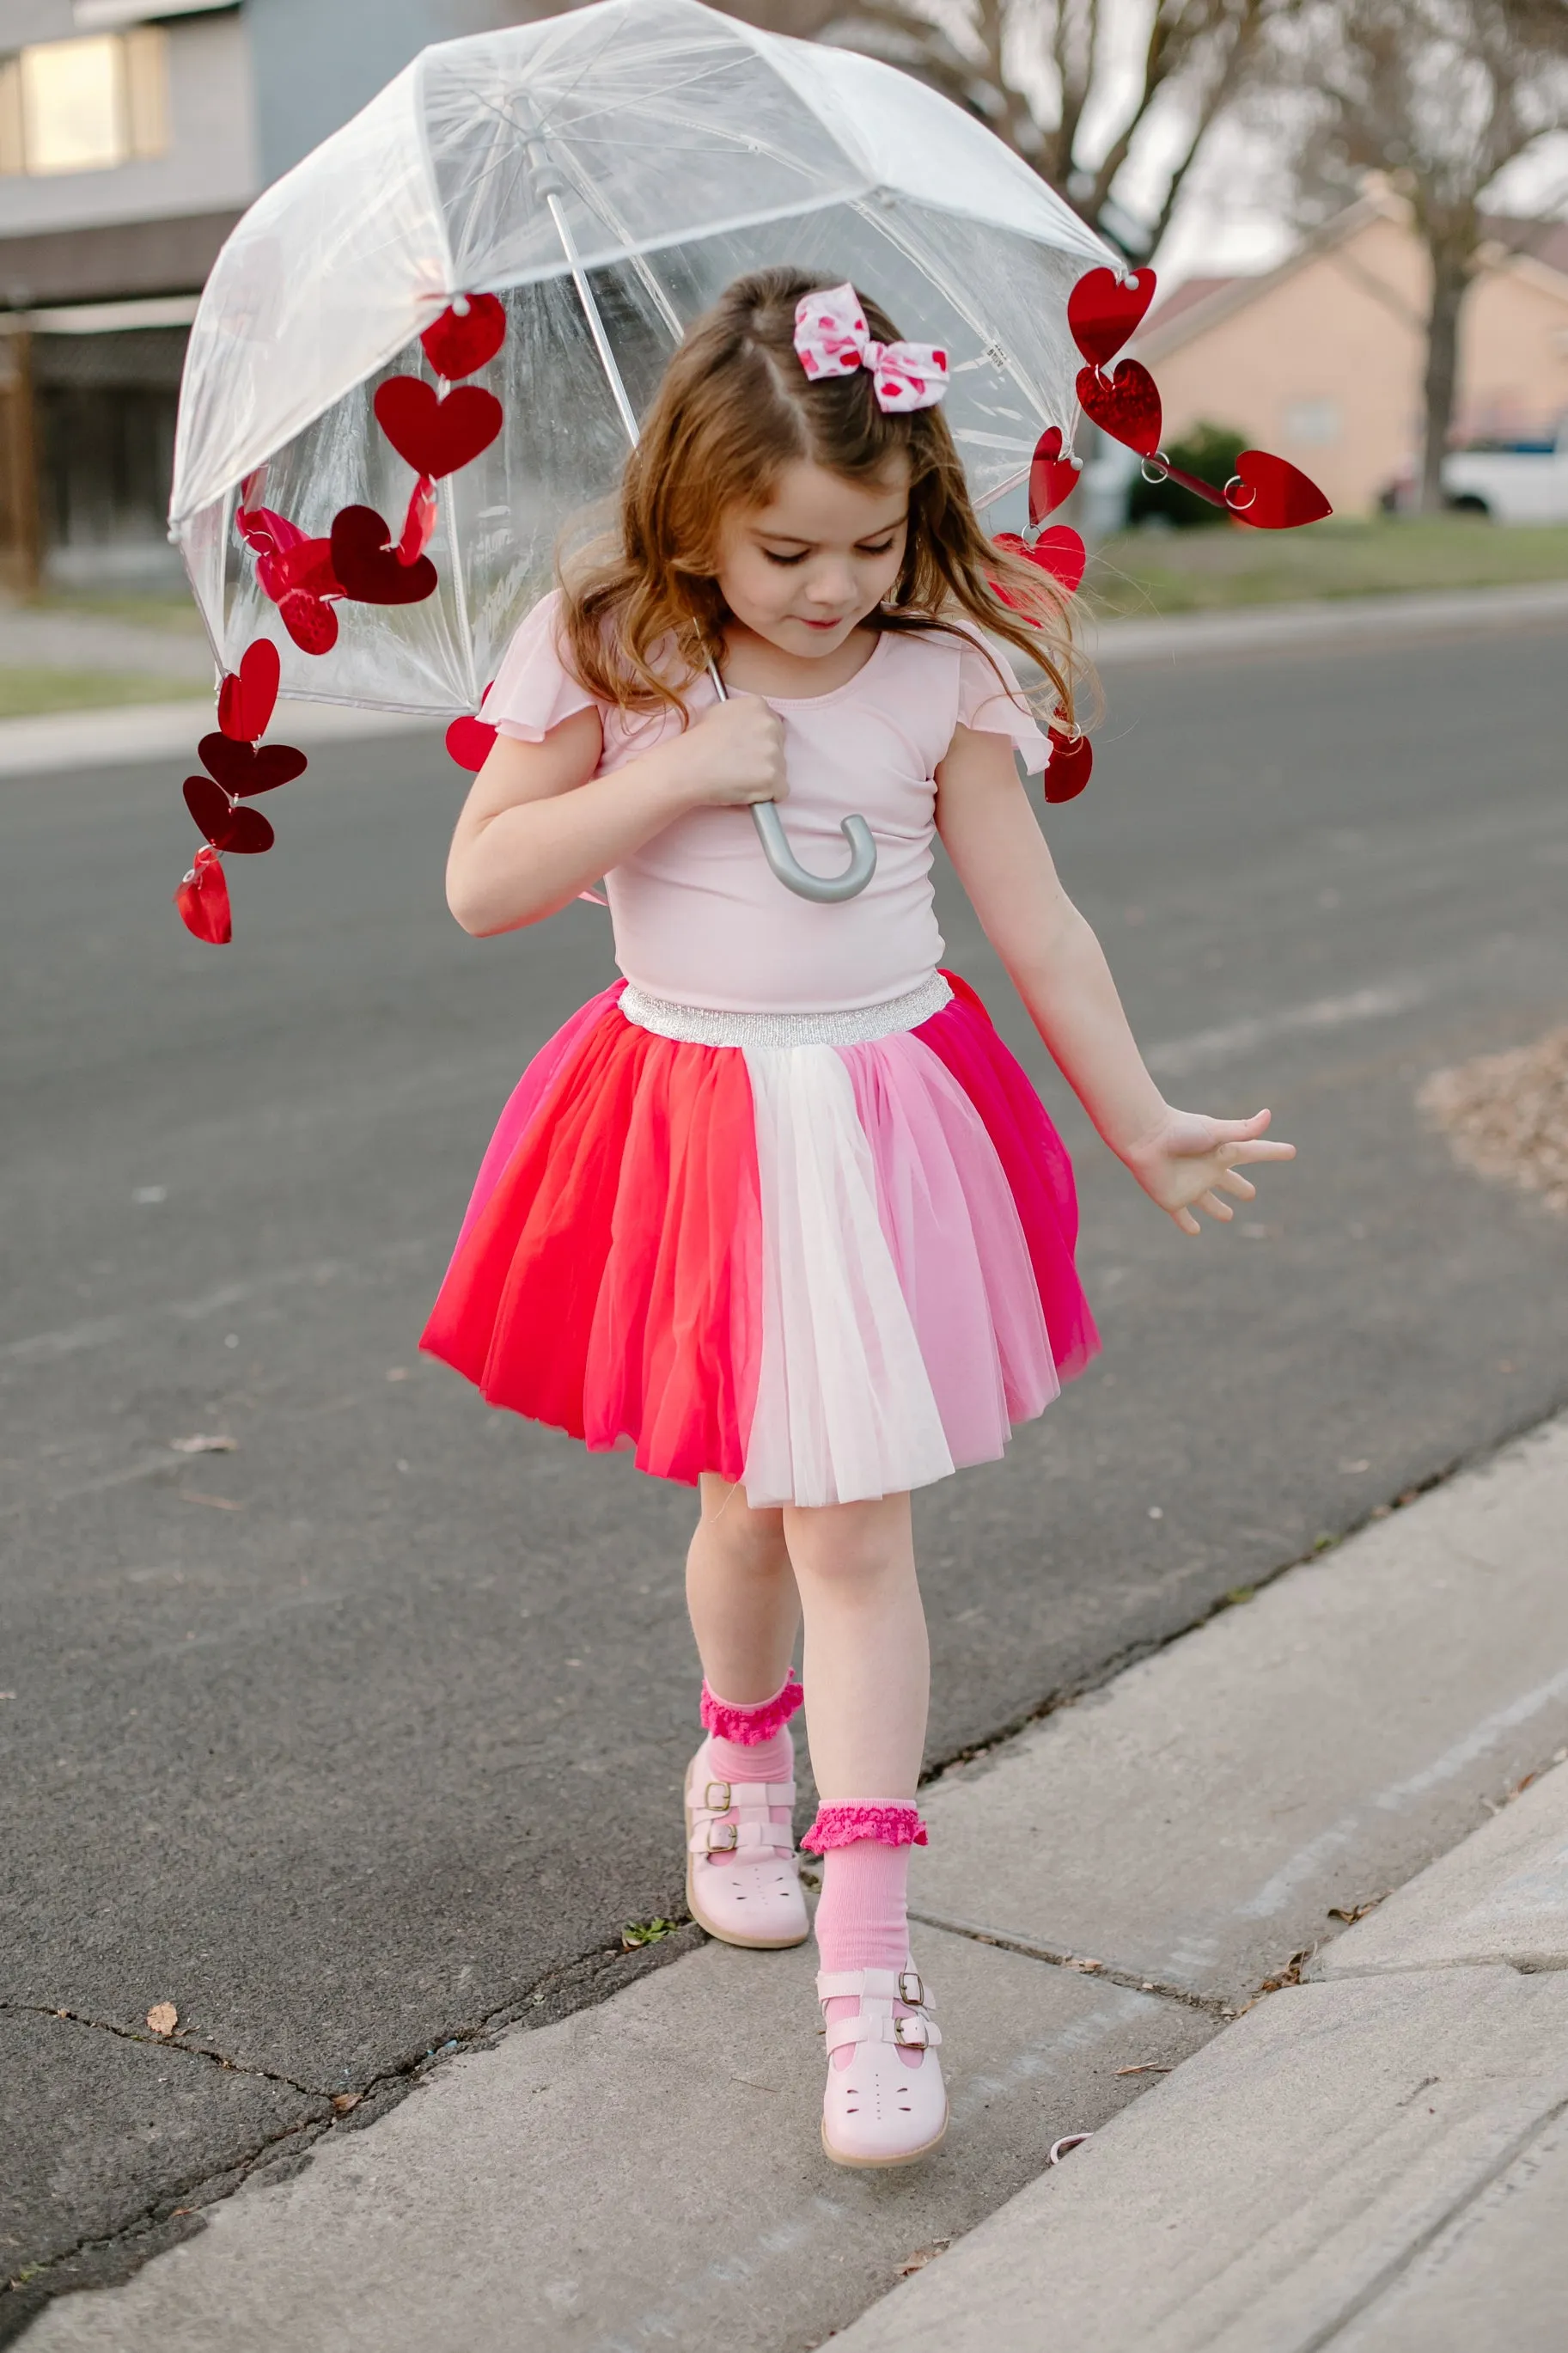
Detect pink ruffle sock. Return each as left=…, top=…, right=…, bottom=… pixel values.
left=697, top=1675, right=802, bottom=1840
left=806, top=1804, right=929, bottom=2070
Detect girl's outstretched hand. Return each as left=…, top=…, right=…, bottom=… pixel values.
left=1122, top=1107, right=1296, bottom=1237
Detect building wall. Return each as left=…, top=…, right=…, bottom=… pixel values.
left=1138, top=206, right=1568, bottom=516
left=0, top=7, right=258, bottom=236
left=245, top=0, right=555, bottom=182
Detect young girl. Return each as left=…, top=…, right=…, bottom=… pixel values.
left=423, top=268, right=1291, bottom=2168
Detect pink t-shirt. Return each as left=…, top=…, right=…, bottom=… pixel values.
left=483, top=590, right=1052, bottom=1015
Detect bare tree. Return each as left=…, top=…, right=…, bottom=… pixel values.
left=737, top=0, right=1285, bottom=259
left=1272, top=0, right=1568, bottom=510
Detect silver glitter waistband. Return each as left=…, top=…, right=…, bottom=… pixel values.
left=618, top=971, right=952, bottom=1049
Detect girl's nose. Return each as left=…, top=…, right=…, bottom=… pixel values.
left=806, top=565, right=857, bottom=608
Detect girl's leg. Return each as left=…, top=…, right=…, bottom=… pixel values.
left=681, top=1475, right=808, bottom=1949
left=786, top=1494, right=945, bottom=2160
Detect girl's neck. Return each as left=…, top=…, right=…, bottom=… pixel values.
left=719, top=619, right=881, bottom=702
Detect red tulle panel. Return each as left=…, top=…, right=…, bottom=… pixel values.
left=917, top=975, right=1101, bottom=1382
left=421, top=1001, right=763, bottom=1486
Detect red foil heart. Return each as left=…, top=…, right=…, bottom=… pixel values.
left=184, top=775, right=275, bottom=855
left=993, top=526, right=1086, bottom=596
left=446, top=714, right=497, bottom=772
left=1028, top=428, right=1082, bottom=525
left=330, top=506, right=439, bottom=605
left=257, top=535, right=339, bottom=605
left=1067, top=266, right=1156, bottom=368
left=1225, top=449, right=1333, bottom=529
left=197, top=734, right=308, bottom=798
left=279, top=590, right=339, bottom=654
left=1043, top=730, right=1093, bottom=804
left=1076, top=360, right=1162, bottom=455
left=373, top=377, right=502, bottom=478
left=174, top=846, right=231, bottom=944
left=420, top=294, right=506, bottom=381
left=217, top=639, right=281, bottom=743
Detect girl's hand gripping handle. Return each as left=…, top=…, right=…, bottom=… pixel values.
left=675, top=695, right=790, bottom=809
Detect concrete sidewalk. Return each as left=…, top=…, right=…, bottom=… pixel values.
left=18, top=1413, right=1568, bottom=2351
left=834, top=1761, right=1568, bottom=2352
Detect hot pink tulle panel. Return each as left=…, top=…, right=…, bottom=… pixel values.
left=914, top=978, right=1100, bottom=1381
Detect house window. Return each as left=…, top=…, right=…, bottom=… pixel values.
left=1284, top=398, right=1341, bottom=447
left=0, top=29, right=168, bottom=177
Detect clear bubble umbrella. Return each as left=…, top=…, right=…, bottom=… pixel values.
left=170, top=0, right=1113, bottom=903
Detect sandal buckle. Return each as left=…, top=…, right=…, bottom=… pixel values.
left=703, top=1780, right=732, bottom=1812
left=705, top=1821, right=739, bottom=1853
left=897, top=1969, right=925, bottom=2008
left=892, top=2014, right=929, bottom=2047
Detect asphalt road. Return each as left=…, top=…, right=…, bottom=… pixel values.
left=3, top=616, right=1567, bottom=2325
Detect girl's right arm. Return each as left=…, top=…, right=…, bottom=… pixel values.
left=446, top=694, right=786, bottom=937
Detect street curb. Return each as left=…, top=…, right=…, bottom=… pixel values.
left=0, top=698, right=432, bottom=779
left=1, top=580, right=1565, bottom=774
left=1089, top=577, right=1568, bottom=666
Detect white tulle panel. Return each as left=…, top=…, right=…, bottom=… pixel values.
left=741, top=1044, right=954, bottom=1510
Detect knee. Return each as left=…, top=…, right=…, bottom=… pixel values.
left=786, top=1498, right=912, bottom=1597
left=694, top=1481, right=790, bottom=1579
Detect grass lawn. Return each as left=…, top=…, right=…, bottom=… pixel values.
left=1086, top=516, right=1568, bottom=618
left=0, top=669, right=207, bottom=718
left=25, top=591, right=206, bottom=633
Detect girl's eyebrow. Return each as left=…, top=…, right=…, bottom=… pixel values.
left=753, top=515, right=909, bottom=544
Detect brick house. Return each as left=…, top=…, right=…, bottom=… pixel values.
left=1133, top=184, right=1568, bottom=518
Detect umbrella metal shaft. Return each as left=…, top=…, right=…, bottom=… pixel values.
left=533, top=171, right=876, bottom=906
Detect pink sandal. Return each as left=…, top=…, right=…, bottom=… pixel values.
left=817, top=1963, right=948, bottom=2167
left=684, top=1748, right=810, bottom=1949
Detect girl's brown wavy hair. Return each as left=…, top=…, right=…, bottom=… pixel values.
left=558, top=266, right=1083, bottom=728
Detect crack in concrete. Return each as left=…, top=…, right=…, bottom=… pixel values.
left=0, top=2000, right=318, bottom=2097
left=906, top=1910, right=1237, bottom=2017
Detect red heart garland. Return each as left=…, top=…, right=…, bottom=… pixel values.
left=174, top=846, right=232, bottom=944
left=217, top=639, right=281, bottom=743
left=1224, top=449, right=1333, bottom=529
left=257, top=535, right=339, bottom=605
left=420, top=294, right=506, bottom=382
left=279, top=590, right=339, bottom=655
left=398, top=475, right=438, bottom=565
left=1028, top=428, right=1082, bottom=525
left=1043, top=730, right=1093, bottom=804
left=446, top=714, right=498, bottom=772
left=184, top=774, right=276, bottom=855
left=330, top=506, right=439, bottom=605
left=374, top=377, right=502, bottom=479
left=1067, top=266, right=1156, bottom=368
left=197, top=733, right=308, bottom=798
left=994, top=526, right=1087, bottom=596
left=1076, top=360, right=1162, bottom=456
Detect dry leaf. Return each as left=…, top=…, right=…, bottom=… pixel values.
left=146, top=2002, right=178, bottom=2036
left=898, top=2241, right=949, bottom=2277
left=1114, top=2063, right=1173, bottom=2076
left=169, top=1434, right=236, bottom=1455
left=331, top=2092, right=361, bottom=2114
left=1420, top=1026, right=1568, bottom=1215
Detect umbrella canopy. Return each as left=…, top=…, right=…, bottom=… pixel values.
left=172, top=0, right=1113, bottom=716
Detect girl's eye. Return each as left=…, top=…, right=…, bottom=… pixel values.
left=762, top=548, right=808, bottom=567
left=858, top=539, right=896, bottom=557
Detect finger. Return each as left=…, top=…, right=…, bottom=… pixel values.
left=1198, top=1189, right=1232, bottom=1221
left=1204, top=1109, right=1274, bottom=1142
left=1215, top=1168, right=1257, bottom=1201
left=1227, top=1139, right=1296, bottom=1164
left=1174, top=1205, right=1201, bottom=1237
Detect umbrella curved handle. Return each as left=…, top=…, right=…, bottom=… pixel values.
left=749, top=802, right=877, bottom=904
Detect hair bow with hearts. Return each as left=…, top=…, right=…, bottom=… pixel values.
left=793, top=284, right=949, bottom=414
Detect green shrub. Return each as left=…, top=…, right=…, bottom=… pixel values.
left=1127, top=420, right=1248, bottom=530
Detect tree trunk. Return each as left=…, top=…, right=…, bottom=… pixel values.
left=1418, top=241, right=1468, bottom=516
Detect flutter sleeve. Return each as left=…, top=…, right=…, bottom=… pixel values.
left=481, top=590, right=601, bottom=743
left=953, top=628, right=1053, bottom=776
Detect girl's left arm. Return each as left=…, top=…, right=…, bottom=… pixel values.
left=935, top=725, right=1294, bottom=1234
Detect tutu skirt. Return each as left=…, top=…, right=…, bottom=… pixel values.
left=421, top=972, right=1097, bottom=1508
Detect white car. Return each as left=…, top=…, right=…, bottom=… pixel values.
left=1384, top=430, right=1568, bottom=523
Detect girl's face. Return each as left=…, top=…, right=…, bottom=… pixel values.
left=713, top=456, right=910, bottom=658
